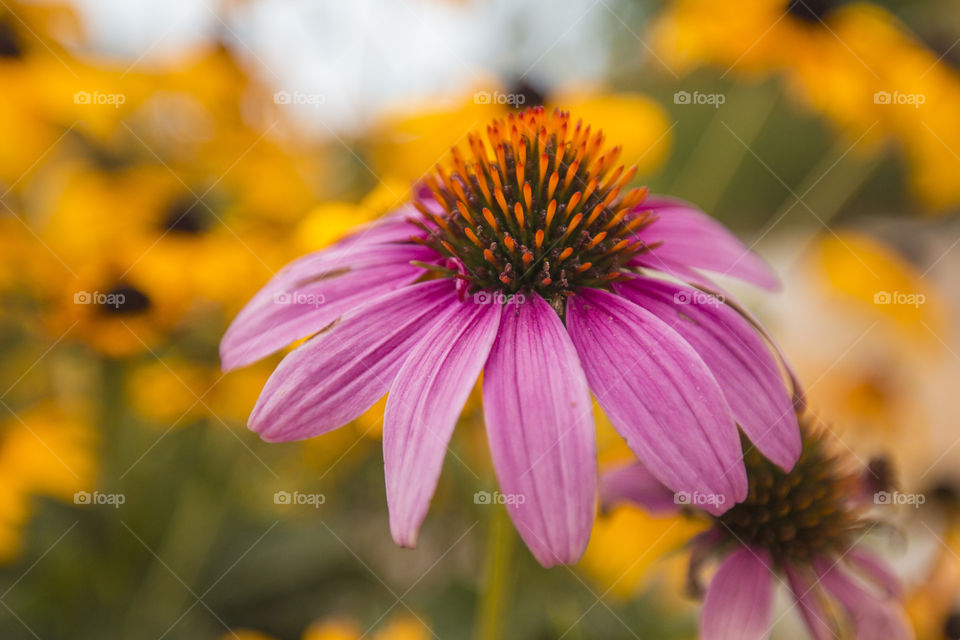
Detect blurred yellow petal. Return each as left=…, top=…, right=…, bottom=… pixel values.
left=812, top=232, right=947, bottom=343
left=548, top=91, right=672, bottom=174
left=906, top=523, right=960, bottom=640
left=302, top=619, right=363, bottom=640
left=128, top=359, right=209, bottom=425
left=579, top=505, right=704, bottom=598
left=368, top=89, right=506, bottom=183
left=0, top=403, right=97, bottom=563
left=296, top=202, right=377, bottom=253
left=1, top=404, right=97, bottom=499
left=594, top=402, right=633, bottom=468
left=373, top=616, right=431, bottom=640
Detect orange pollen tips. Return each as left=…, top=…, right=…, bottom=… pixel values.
left=413, top=107, right=655, bottom=303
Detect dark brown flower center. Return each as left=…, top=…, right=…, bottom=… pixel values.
left=714, top=422, right=866, bottom=564
left=0, top=20, right=22, bottom=58
left=786, top=0, right=836, bottom=23
left=98, top=284, right=152, bottom=315
left=412, top=107, right=654, bottom=310
left=162, top=195, right=209, bottom=234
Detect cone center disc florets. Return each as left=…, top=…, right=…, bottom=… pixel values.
left=715, top=427, right=864, bottom=564
left=413, top=107, right=654, bottom=308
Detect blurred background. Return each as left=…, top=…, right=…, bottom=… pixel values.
left=1, top=0, right=959, bottom=638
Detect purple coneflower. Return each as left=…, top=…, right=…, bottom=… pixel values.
left=221, top=107, right=800, bottom=567
left=601, top=416, right=912, bottom=639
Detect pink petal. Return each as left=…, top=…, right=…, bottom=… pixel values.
left=701, top=548, right=775, bottom=640
left=599, top=462, right=679, bottom=514
left=784, top=565, right=837, bottom=640
left=637, top=197, right=779, bottom=290
left=566, top=288, right=747, bottom=515
left=249, top=279, right=458, bottom=442
left=385, top=298, right=503, bottom=547
left=616, top=277, right=800, bottom=471
left=220, top=242, right=434, bottom=371
left=632, top=254, right=723, bottom=292
left=482, top=295, right=596, bottom=567
left=845, top=548, right=903, bottom=598
left=815, top=559, right=913, bottom=640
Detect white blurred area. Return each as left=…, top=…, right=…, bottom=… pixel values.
left=63, top=0, right=619, bottom=133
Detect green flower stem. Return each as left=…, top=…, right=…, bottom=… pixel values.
left=669, top=85, right=780, bottom=212
left=474, top=503, right=516, bottom=640
left=770, top=136, right=883, bottom=227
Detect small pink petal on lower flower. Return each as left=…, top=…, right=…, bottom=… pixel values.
left=637, top=197, right=780, bottom=290
left=701, top=548, right=775, bottom=640
left=815, top=558, right=913, bottom=640
left=784, top=565, right=837, bottom=640
left=616, top=277, right=800, bottom=471
left=845, top=548, right=903, bottom=598
left=385, top=297, right=503, bottom=548
left=483, top=294, right=596, bottom=568
left=566, top=288, right=746, bottom=514
left=249, top=279, right=458, bottom=442
left=599, top=462, right=679, bottom=514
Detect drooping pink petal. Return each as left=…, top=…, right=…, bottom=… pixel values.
left=599, top=462, right=679, bottom=514
left=784, top=564, right=837, bottom=640
left=815, top=558, right=913, bottom=640
left=635, top=197, right=779, bottom=290
left=385, top=298, right=503, bottom=547
left=625, top=259, right=805, bottom=407
left=632, top=254, right=723, bottom=293
left=616, top=277, right=800, bottom=471
left=701, top=547, right=775, bottom=640
left=483, top=294, right=596, bottom=567
left=845, top=548, right=903, bottom=598
left=566, top=288, right=746, bottom=514
left=221, top=249, right=431, bottom=371
left=249, top=279, right=458, bottom=442
left=235, top=212, right=427, bottom=312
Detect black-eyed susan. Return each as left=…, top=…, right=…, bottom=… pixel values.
left=650, top=0, right=960, bottom=210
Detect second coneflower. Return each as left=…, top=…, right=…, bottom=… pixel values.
left=601, top=415, right=912, bottom=639
left=221, top=107, right=800, bottom=567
